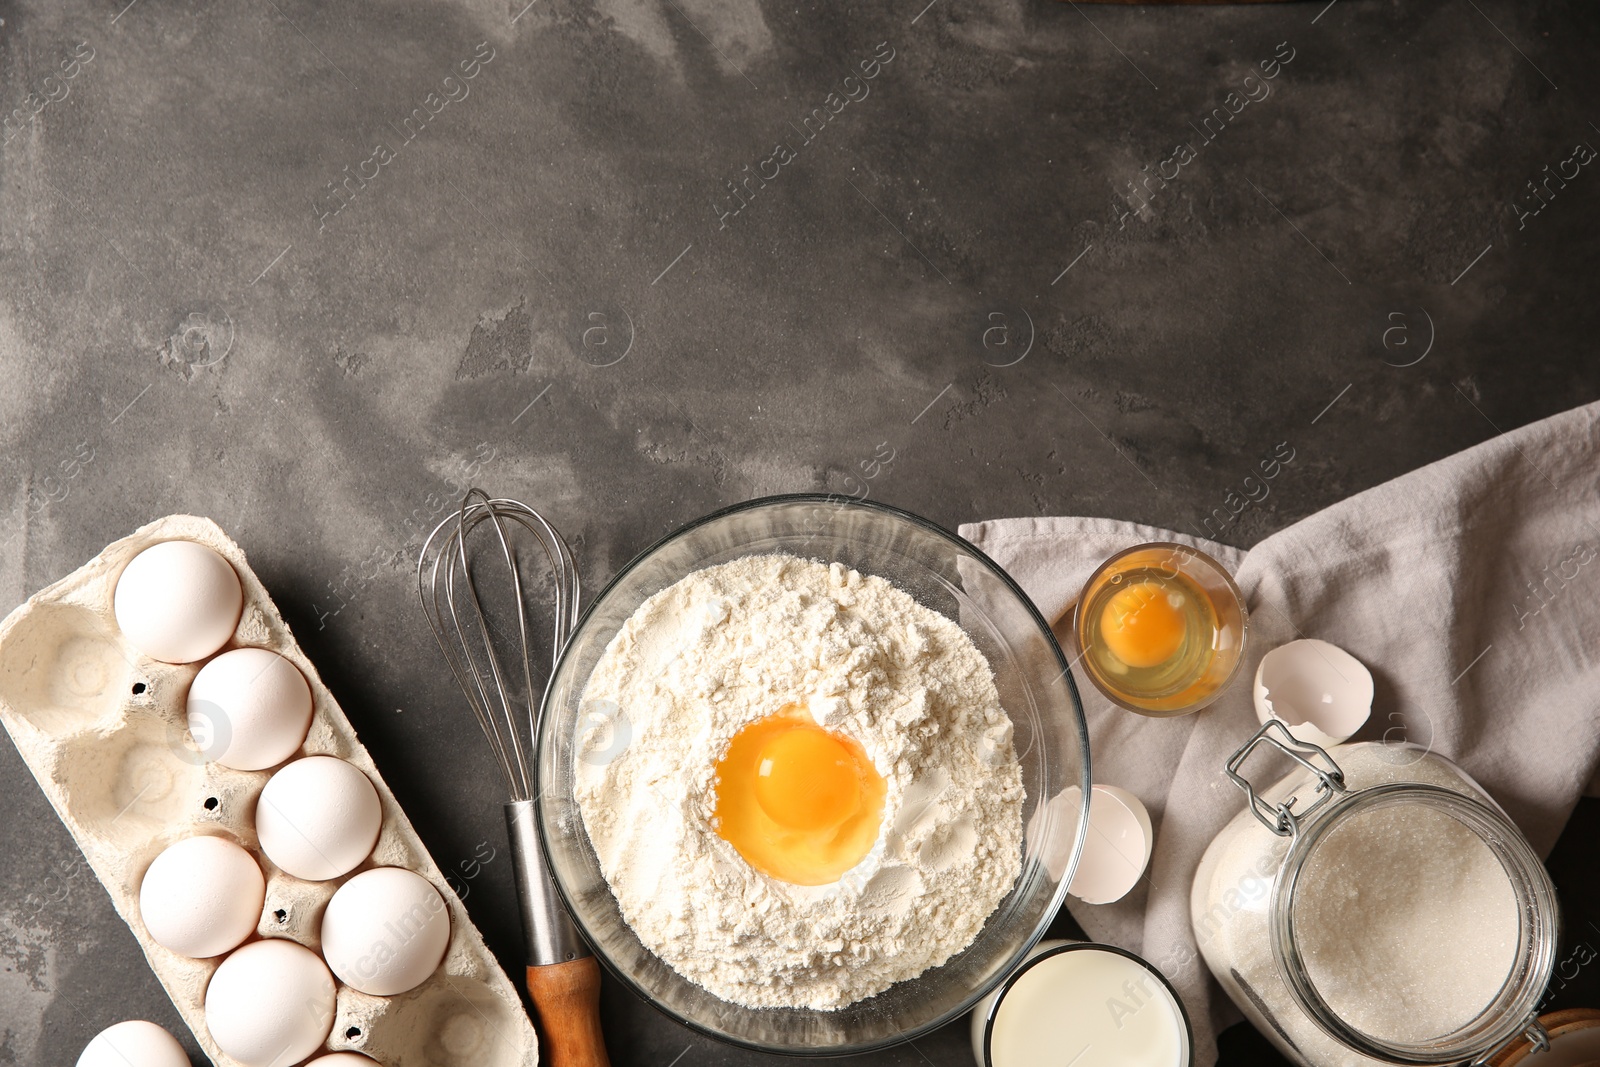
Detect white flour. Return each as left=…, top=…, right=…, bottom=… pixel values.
left=574, top=554, right=1023, bottom=1010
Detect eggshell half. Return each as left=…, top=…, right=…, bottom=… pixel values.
left=322, top=867, right=451, bottom=995
left=204, top=939, right=335, bottom=1067
left=113, top=541, right=242, bottom=664
left=139, top=835, right=265, bottom=959
left=256, top=756, right=382, bottom=881
left=1024, top=784, right=1086, bottom=882
left=1066, top=784, right=1154, bottom=905
left=1253, top=638, right=1374, bottom=748
left=75, top=1020, right=190, bottom=1067
left=306, top=1055, right=382, bottom=1066
left=186, top=647, right=313, bottom=771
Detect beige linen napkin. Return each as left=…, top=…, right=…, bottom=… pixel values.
left=960, top=399, right=1600, bottom=1067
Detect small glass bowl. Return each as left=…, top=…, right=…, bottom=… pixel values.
left=1071, top=542, right=1248, bottom=717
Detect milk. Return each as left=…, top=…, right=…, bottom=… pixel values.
left=971, top=941, right=1190, bottom=1067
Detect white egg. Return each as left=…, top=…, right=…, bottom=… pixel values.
left=113, top=540, right=243, bottom=664
left=139, top=836, right=265, bottom=959
left=187, top=647, right=314, bottom=770
left=305, top=1055, right=382, bottom=1066
left=321, top=867, right=451, bottom=995
left=204, top=939, right=335, bottom=1067
left=256, top=756, right=382, bottom=881
left=1254, top=638, right=1374, bottom=749
left=75, top=1020, right=189, bottom=1067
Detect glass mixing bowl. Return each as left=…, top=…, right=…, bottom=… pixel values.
left=536, top=495, right=1091, bottom=1055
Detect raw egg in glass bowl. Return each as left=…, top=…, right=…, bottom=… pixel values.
left=1073, top=542, right=1248, bottom=717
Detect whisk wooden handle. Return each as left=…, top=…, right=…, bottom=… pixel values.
left=526, top=957, right=611, bottom=1067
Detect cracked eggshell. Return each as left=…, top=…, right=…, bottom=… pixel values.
left=1065, top=784, right=1154, bottom=906
left=1024, top=784, right=1085, bottom=883
left=75, top=1020, right=189, bottom=1067
left=1254, top=639, right=1374, bottom=749
left=0, top=516, right=537, bottom=1067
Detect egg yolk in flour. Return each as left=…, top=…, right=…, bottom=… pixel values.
left=713, top=707, right=886, bottom=885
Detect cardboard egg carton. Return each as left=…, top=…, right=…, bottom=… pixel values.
left=0, top=516, right=537, bottom=1067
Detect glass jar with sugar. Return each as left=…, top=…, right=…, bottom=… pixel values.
left=1192, top=720, right=1560, bottom=1067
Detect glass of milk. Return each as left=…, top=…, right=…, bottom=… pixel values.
left=969, top=939, right=1193, bottom=1067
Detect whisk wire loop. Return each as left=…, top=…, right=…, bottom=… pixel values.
left=416, top=490, right=581, bottom=803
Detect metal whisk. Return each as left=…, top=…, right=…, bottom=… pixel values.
left=417, top=490, right=610, bottom=1067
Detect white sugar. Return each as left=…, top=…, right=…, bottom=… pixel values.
left=1293, top=802, right=1519, bottom=1043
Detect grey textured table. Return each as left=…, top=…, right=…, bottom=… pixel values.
left=3, top=0, right=1598, bottom=1064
